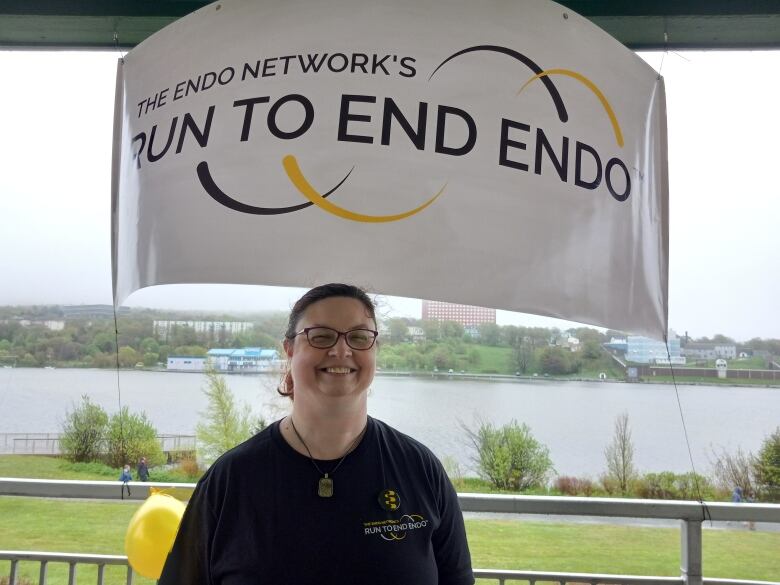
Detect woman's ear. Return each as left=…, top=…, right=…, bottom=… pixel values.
left=283, top=338, right=293, bottom=358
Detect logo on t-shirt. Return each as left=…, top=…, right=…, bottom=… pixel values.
left=378, top=488, right=401, bottom=511
left=362, top=514, right=430, bottom=541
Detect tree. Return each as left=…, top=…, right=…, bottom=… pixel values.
left=582, top=340, right=602, bottom=360
left=604, top=411, right=637, bottom=494
left=710, top=446, right=757, bottom=499
left=432, top=346, right=454, bottom=370
left=513, top=339, right=533, bottom=373
left=173, top=345, right=207, bottom=357
left=755, top=427, right=780, bottom=501
left=60, top=395, right=108, bottom=462
left=440, top=321, right=465, bottom=339
left=387, top=318, right=409, bottom=344
left=106, top=407, right=165, bottom=468
left=500, top=325, right=521, bottom=347
left=421, top=320, right=441, bottom=341
left=477, top=323, right=501, bottom=346
left=140, top=337, right=160, bottom=354
left=117, top=346, right=139, bottom=367
left=465, top=419, right=553, bottom=490
left=196, top=368, right=265, bottom=463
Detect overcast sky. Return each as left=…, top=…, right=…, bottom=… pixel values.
left=0, top=50, right=778, bottom=341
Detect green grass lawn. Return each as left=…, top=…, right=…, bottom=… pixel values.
left=470, top=345, right=514, bottom=374
left=0, top=455, right=199, bottom=483
left=0, top=497, right=778, bottom=584
left=0, top=456, right=117, bottom=481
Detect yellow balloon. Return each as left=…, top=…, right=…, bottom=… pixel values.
left=125, top=493, right=187, bottom=579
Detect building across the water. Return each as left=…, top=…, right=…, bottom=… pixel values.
left=166, top=356, right=207, bottom=371
left=604, top=332, right=686, bottom=365
left=166, top=347, right=281, bottom=372
left=624, top=332, right=684, bottom=365
left=207, top=348, right=281, bottom=372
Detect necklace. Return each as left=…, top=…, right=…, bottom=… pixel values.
left=288, top=416, right=367, bottom=498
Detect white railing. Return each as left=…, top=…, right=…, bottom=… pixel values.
left=0, top=551, right=132, bottom=585
left=1, top=479, right=779, bottom=585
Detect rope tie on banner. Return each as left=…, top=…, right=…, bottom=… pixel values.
left=657, top=28, right=668, bottom=79
left=665, top=334, right=712, bottom=525
left=113, top=30, right=125, bottom=64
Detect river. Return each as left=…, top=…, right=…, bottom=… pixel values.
left=0, top=367, right=777, bottom=478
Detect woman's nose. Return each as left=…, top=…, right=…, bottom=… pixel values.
left=328, top=335, right=353, bottom=356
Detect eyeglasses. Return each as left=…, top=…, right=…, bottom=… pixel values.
left=292, top=327, right=379, bottom=350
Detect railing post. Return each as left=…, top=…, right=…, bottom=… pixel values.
left=68, top=561, right=77, bottom=585
left=39, top=559, right=48, bottom=585
left=681, top=519, right=703, bottom=585
left=9, top=559, right=18, bottom=585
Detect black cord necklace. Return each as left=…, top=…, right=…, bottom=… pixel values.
left=289, top=416, right=367, bottom=498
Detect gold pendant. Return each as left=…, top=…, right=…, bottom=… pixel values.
left=318, top=475, right=334, bottom=498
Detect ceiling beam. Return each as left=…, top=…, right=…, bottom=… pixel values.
left=0, top=1, right=778, bottom=50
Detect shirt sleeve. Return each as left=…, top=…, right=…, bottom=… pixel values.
left=158, top=477, right=217, bottom=585
left=432, top=465, right=475, bottom=585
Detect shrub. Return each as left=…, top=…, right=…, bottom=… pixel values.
left=59, top=460, right=117, bottom=478
left=465, top=419, right=553, bottom=490
left=177, top=455, right=202, bottom=479
left=60, top=395, right=108, bottom=463
left=539, top=347, right=577, bottom=375
left=441, top=455, right=465, bottom=490
left=105, top=407, right=164, bottom=468
left=636, top=471, right=715, bottom=500
left=554, top=475, right=594, bottom=496
left=196, top=368, right=264, bottom=464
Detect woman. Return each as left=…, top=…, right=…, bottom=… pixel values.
left=159, top=283, right=474, bottom=585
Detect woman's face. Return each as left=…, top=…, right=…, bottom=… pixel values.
left=284, top=296, right=377, bottom=402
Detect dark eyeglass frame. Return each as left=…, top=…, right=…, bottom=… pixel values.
left=291, top=326, right=379, bottom=350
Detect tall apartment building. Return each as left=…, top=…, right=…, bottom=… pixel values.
left=421, top=300, right=496, bottom=327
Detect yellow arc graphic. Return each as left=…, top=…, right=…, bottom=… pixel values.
left=282, top=155, right=446, bottom=223
left=518, top=68, right=624, bottom=148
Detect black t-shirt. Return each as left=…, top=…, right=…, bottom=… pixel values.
left=159, top=416, right=474, bottom=585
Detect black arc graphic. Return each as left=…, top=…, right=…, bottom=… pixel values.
left=429, top=45, right=569, bottom=123
left=197, top=161, right=353, bottom=215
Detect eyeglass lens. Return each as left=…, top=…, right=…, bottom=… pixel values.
left=307, top=327, right=375, bottom=349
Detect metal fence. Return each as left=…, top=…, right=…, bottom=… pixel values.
left=0, top=434, right=195, bottom=456
left=1, top=479, right=779, bottom=585
left=0, top=551, right=133, bottom=585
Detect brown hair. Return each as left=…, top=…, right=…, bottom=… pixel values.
left=277, top=283, right=377, bottom=398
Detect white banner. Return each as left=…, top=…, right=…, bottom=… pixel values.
left=112, top=0, right=668, bottom=338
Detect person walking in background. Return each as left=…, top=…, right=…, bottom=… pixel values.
left=137, top=457, right=149, bottom=482
left=120, top=465, right=132, bottom=499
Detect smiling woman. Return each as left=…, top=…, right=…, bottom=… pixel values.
left=158, top=283, right=475, bottom=585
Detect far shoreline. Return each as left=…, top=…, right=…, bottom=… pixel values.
left=6, top=365, right=778, bottom=389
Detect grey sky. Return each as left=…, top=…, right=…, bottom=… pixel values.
left=0, top=50, right=778, bottom=341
